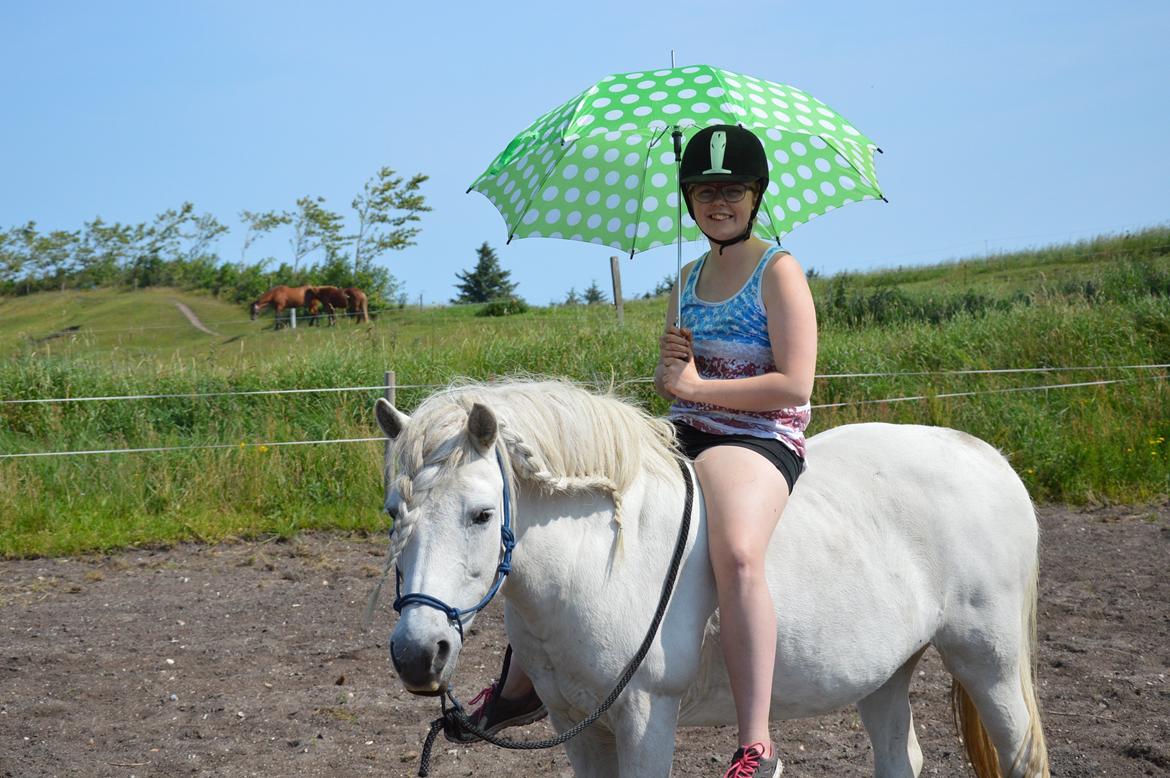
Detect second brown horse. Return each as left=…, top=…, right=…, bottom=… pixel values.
left=303, top=286, right=350, bottom=326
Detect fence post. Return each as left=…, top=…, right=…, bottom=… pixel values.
left=290, top=308, right=297, bottom=329
left=383, top=370, right=396, bottom=498
left=610, top=255, right=624, bottom=326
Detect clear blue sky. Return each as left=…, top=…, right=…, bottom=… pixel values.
left=2, top=1, right=1167, bottom=306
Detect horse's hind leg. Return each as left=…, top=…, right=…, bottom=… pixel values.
left=857, top=646, right=927, bottom=778
left=937, top=604, right=1048, bottom=777
left=946, top=658, right=1044, bottom=777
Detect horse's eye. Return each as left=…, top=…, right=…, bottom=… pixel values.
left=472, top=508, right=494, bottom=525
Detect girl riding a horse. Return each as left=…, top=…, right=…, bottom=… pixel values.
left=450, top=125, right=813, bottom=778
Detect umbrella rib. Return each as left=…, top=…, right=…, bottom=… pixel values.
left=626, top=125, right=671, bottom=258
left=756, top=191, right=783, bottom=245
left=809, top=134, right=884, bottom=199
left=506, top=141, right=575, bottom=244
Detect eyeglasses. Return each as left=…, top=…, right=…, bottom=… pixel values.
left=688, top=183, right=752, bottom=204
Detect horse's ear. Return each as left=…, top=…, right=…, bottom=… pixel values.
left=467, top=403, right=498, bottom=454
left=375, top=398, right=410, bottom=440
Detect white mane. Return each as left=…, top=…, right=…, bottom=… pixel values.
left=390, top=378, right=679, bottom=510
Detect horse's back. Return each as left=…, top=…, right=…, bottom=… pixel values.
left=790, top=423, right=1036, bottom=593
left=265, top=285, right=312, bottom=306
left=795, top=422, right=1033, bottom=546
left=310, top=285, right=349, bottom=306
left=683, top=423, right=1037, bottom=722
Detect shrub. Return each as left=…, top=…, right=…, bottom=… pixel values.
left=477, top=297, right=530, bottom=317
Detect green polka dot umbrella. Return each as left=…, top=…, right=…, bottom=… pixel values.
left=470, top=64, right=885, bottom=255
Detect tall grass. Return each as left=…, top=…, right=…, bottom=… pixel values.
left=1, top=230, right=1167, bottom=557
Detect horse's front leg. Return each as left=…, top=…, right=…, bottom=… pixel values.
left=553, top=689, right=679, bottom=777
left=612, top=688, right=681, bottom=777
left=553, top=711, right=619, bottom=778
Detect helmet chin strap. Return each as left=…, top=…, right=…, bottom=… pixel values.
left=700, top=191, right=762, bottom=255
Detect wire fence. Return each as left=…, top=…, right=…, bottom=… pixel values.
left=3, top=363, right=1167, bottom=406
left=2, top=370, right=1164, bottom=460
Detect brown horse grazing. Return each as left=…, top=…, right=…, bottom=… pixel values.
left=250, top=285, right=313, bottom=330
left=344, top=287, right=370, bottom=323
left=303, top=286, right=349, bottom=326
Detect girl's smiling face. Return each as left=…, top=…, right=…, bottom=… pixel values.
left=688, top=182, right=759, bottom=241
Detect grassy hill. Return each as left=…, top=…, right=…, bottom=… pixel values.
left=1, top=227, right=1167, bottom=556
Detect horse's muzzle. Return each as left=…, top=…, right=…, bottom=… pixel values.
left=390, top=636, right=455, bottom=695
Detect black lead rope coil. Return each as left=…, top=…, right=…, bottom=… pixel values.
left=417, top=457, right=696, bottom=776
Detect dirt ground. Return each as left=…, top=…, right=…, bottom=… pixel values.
left=2, top=503, right=1167, bottom=778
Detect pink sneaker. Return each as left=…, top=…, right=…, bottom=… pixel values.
left=722, top=742, right=782, bottom=778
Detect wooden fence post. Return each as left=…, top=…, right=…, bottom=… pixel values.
left=610, top=255, right=624, bottom=326
left=289, top=308, right=297, bottom=329
left=383, top=370, right=396, bottom=498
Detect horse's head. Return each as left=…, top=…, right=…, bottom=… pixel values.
left=375, top=397, right=511, bottom=696
left=249, top=300, right=261, bottom=319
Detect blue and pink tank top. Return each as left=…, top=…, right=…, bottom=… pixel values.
left=667, top=246, right=811, bottom=458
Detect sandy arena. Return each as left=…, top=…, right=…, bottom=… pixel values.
left=2, top=503, right=1167, bottom=777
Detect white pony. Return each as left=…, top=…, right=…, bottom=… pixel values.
left=377, top=379, right=1049, bottom=778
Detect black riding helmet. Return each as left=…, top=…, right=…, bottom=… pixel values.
left=680, top=124, right=769, bottom=252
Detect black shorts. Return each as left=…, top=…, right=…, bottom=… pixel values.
left=671, top=419, right=805, bottom=494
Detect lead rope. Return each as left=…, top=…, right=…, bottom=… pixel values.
left=416, top=456, right=696, bottom=776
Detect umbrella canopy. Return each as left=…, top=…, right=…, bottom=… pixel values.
left=470, top=64, right=885, bottom=256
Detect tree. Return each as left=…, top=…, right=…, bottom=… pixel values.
left=1, top=225, right=29, bottom=293
left=139, top=203, right=194, bottom=264
left=563, top=287, right=581, bottom=306
left=351, top=167, right=430, bottom=276
left=583, top=278, right=608, bottom=305
left=178, top=212, right=227, bottom=265
left=289, top=196, right=345, bottom=274
left=33, top=229, right=80, bottom=292
left=11, top=222, right=39, bottom=294
left=452, top=242, right=518, bottom=303
left=652, top=274, right=675, bottom=297
left=238, top=209, right=290, bottom=265
left=76, top=218, right=136, bottom=288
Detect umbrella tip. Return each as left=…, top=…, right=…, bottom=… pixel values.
left=506, top=234, right=514, bottom=245
left=465, top=186, right=473, bottom=194
left=880, top=195, right=889, bottom=204
left=876, top=147, right=884, bottom=154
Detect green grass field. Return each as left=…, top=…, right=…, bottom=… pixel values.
left=1, top=228, right=1167, bottom=557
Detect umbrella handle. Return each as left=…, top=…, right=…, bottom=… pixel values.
left=672, top=128, right=684, bottom=332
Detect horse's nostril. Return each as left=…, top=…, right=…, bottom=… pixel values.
left=434, top=639, right=451, bottom=669
left=389, top=640, right=405, bottom=674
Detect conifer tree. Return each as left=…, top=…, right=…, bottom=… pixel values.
left=583, top=278, right=608, bottom=304
left=452, top=242, right=518, bottom=303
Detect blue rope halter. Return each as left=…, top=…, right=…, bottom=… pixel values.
left=392, top=448, right=515, bottom=641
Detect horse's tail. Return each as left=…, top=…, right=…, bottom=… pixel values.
left=951, top=561, right=1049, bottom=778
